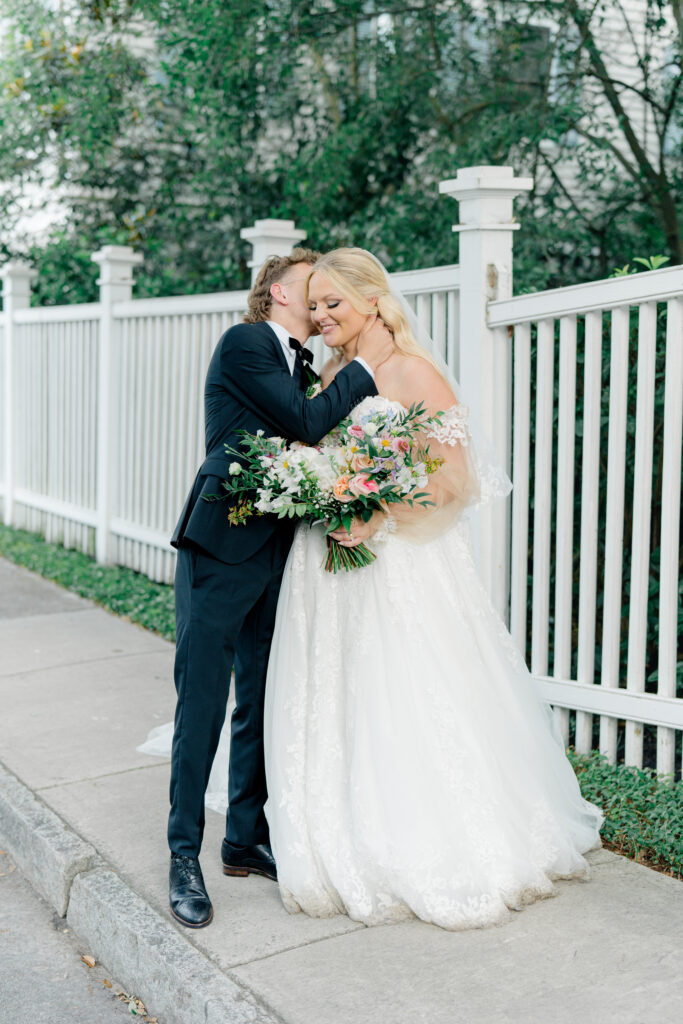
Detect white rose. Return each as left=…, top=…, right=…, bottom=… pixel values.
left=364, top=422, right=379, bottom=437
left=229, top=462, right=242, bottom=475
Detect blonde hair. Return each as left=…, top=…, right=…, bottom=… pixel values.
left=244, top=247, right=322, bottom=323
left=307, top=248, right=442, bottom=372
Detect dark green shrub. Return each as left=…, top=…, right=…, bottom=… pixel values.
left=569, top=749, right=683, bottom=878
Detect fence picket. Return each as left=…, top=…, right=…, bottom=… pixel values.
left=625, top=302, right=658, bottom=768
left=531, top=320, right=554, bottom=677
left=600, top=306, right=630, bottom=762
left=657, top=297, right=683, bottom=775
left=432, top=292, right=447, bottom=362
left=447, top=291, right=459, bottom=377
left=576, top=310, right=603, bottom=753
left=510, top=323, right=531, bottom=655
left=553, top=315, right=577, bottom=743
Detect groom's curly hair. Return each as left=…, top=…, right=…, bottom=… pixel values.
left=244, top=248, right=321, bottom=323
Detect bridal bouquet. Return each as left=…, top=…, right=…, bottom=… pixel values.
left=212, top=402, right=444, bottom=572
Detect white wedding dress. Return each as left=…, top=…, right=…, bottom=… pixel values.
left=262, top=397, right=603, bottom=931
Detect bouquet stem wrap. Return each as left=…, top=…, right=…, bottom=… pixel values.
left=324, top=535, right=376, bottom=573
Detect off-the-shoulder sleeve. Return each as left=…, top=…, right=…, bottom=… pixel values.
left=384, top=402, right=480, bottom=544
left=426, top=404, right=471, bottom=447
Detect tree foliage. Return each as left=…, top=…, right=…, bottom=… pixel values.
left=0, top=0, right=681, bottom=302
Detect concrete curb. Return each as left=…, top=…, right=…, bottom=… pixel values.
left=0, top=760, right=280, bottom=1024
left=0, top=760, right=99, bottom=915
left=67, top=868, right=279, bottom=1024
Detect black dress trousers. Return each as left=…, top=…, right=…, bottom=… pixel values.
left=168, top=526, right=292, bottom=857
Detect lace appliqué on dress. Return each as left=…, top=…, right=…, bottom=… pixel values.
left=426, top=402, right=512, bottom=506
left=372, top=514, right=397, bottom=544
left=426, top=404, right=470, bottom=447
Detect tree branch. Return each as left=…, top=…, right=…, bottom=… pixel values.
left=581, top=68, right=668, bottom=116
left=566, top=0, right=664, bottom=194
left=537, top=149, right=600, bottom=232
left=571, top=124, right=641, bottom=181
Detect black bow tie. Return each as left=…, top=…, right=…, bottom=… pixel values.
left=288, top=338, right=314, bottom=365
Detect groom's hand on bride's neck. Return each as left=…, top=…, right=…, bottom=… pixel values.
left=357, top=316, right=394, bottom=372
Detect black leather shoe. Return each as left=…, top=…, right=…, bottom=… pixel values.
left=221, top=839, right=277, bottom=881
left=169, top=853, right=213, bottom=928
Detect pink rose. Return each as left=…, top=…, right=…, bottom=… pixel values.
left=352, top=453, right=374, bottom=472
left=348, top=424, right=365, bottom=439
left=348, top=473, right=380, bottom=497
left=391, top=437, right=410, bottom=454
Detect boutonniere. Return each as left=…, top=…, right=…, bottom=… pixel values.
left=306, top=380, right=323, bottom=399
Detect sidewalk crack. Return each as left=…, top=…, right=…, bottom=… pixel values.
left=36, top=761, right=170, bottom=792
left=224, top=922, right=369, bottom=971
left=0, top=647, right=170, bottom=680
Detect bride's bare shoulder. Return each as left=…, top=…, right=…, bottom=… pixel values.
left=386, top=354, right=456, bottom=409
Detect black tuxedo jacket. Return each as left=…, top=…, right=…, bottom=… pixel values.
left=171, top=321, right=377, bottom=564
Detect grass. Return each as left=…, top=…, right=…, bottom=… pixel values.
left=1, top=524, right=681, bottom=880
left=0, top=524, right=175, bottom=641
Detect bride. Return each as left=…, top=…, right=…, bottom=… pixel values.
left=262, top=248, right=603, bottom=931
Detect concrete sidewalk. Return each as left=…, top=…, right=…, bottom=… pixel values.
left=0, top=556, right=681, bottom=1024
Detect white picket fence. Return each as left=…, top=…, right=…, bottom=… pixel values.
left=1, top=166, right=681, bottom=775
left=488, top=267, right=683, bottom=774
left=0, top=265, right=462, bottom=587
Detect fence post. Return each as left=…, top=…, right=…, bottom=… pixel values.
left=439, top=165, right=533, bottom=621
left=91, top=245, right=143, bottom=564
left=1, top=262, right=36, bottom=526
left=240, top=219, right=308, bottom=284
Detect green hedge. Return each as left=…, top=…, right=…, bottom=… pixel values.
left=1, top=525, right=681, bottom=879
left=568, top=749, right=683, bottom=879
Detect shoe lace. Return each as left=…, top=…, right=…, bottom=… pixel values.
left=174, top=855, right=202, bottom=885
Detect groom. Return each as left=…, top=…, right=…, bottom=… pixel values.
left=168, top=248, right=392, bottom=927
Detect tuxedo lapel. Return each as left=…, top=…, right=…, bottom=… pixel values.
left=261, top=322, right=291, bottom=375
left=262, top=322, right=319, bottom=391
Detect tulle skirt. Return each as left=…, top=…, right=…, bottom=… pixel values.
left=263, top=521, right=603, bottom=931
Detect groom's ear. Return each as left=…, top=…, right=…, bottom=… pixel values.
left=270, top=281, right=287, bottom=307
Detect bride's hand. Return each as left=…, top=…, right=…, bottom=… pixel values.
left=328, top=512, right=384, bottom=548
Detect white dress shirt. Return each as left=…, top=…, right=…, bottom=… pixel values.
left=265, top=320, right=374, bottom=380
left=266, top=320, right=298, bottom=374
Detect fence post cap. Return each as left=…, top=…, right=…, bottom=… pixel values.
left=241, top=219, right=308, bottom=283
left=0, top=260, right=37, bottom=281
left=440, top=165, right=534, bottom=200
left=91, top=246, right=143, bottom=292
left=240, top=219, right=307, bottom=243
left=91, top=245, right=144, bottom=267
